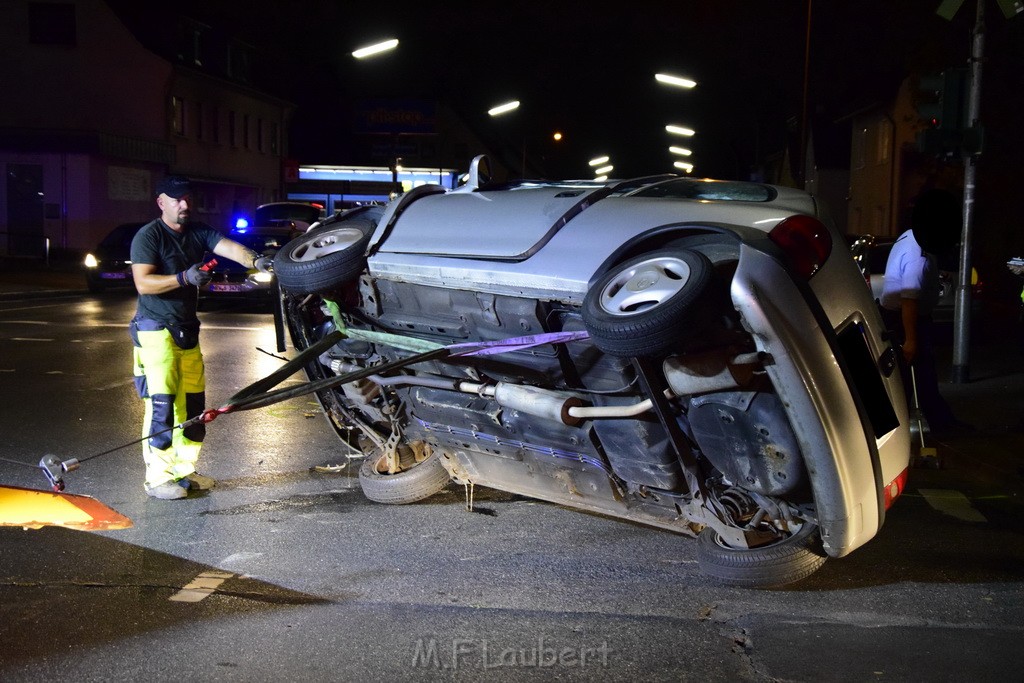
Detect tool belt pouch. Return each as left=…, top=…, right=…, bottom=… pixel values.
left=130, top=317, right=200, bottom=350
left=167, top=320, right=200, bottom=350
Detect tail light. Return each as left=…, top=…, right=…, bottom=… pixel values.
left=884, top=467, right=909, bottom=509
left=768, top=215, right=833, bottom=280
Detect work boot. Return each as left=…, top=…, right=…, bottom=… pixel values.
left=180, top=473, right=215, bottom=490
left=147, top=481, right=187, bottom=500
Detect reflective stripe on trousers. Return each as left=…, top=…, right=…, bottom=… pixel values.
left=132, top=328, right=206, bottom=489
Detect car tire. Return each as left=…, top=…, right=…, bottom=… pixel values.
left=696, top=521, right=827, bottom=588
left=582, top=248, right=713, bottom=357
left=358, top=447, right=451, bottom=505
left=273, top=217, right=375, bottom=294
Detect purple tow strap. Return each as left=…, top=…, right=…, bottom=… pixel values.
left=447, top=330, right=591, bottom=357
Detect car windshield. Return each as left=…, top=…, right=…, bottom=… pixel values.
left=632, top=178, right=776, bottom=202
left=99, top=223, right=144, bottom=249
left=254, top=204, right=322, bottom=227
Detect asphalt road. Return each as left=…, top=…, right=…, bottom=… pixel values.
left=1, top=291, right=1023, bottom=682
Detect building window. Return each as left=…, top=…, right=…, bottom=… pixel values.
left=243, top=115, right=251, bottom=150
left=211, top=106, right=220, bottom=144
left=172, top=96, right=185, bottom=136
left=195, top=102, right=205, bottom=141
left=853, top=127, right=867, bottom=171
left=876, top=119, right=892, bottom=164
left=228, top=40, right=253, bottom=83
left=177, top=17, right=207, bottom=66
left=29, top=2, right=76, bottom=46
left=257, top=118, right=265, bottom=152
left=229, top=111, right=237, bottom=147
left=270, top=122, right=279, bottom=154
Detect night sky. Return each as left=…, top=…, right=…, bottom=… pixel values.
left=107, top=0, right=1022, bottom=180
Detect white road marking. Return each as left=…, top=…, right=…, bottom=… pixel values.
left=10, top=337, right=54, bottom=342
left=169, top=570, right=234, bottom=602
left=918, top=488, right=988, bottom=523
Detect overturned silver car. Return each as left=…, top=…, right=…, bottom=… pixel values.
left=274, top=156, right=911, bottom=587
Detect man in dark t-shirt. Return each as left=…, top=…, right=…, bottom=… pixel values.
left=130, top=175, right=273, bottom=500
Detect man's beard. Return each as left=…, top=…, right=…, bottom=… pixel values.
left=177, top=210, right=190, bottom=225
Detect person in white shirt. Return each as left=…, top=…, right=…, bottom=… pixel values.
left=879, top=189, right=964, bottom=436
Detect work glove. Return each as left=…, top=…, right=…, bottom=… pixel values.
left=182, top=262, right=213, bottom=287
left=254, top=255, right=274, bottom=273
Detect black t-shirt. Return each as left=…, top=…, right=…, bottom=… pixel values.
left=130, top=218, right=224, bottom=324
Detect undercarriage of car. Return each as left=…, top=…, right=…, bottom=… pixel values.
left=273, top=168, right=909, bottom=588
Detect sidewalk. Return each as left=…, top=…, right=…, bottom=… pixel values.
left=0, top=257, right=89, bottom=299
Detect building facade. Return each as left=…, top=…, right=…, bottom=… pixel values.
left=0, top=0, right=292, bottom=257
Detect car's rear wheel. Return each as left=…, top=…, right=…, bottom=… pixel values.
left=696, top=521, right=827, bottom=588
left=273, top=217, right=375, bottom=294
left=582, top=248, right=713, bottom=357
left=358, top=447, right=451, bottom=505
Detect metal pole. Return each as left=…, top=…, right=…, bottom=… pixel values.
left=799, top=0, right=813, bottom=188
left=950, top=0, right=985, bottom=384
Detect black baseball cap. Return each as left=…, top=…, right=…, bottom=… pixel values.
left=155, top=175, right=192, bottom=199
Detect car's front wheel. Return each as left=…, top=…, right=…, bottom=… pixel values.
left=696, top=521, right=827, bottom=588
left=582, top=247, right=713, bottom=357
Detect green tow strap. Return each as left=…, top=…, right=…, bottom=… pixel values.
left=323, top=299, right=445, bottom=354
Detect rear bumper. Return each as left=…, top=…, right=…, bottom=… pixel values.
left=732, top=244, right=911, bottom=558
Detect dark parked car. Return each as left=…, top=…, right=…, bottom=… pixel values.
left=83, top=222, right=145, bottom=293
left=273, top=156, right=911, bottom=588
left=201, top=201, right=322, bottom=307
left=200, top=225, right=299, bottom=306
left=240, top=201, right=324, bottom=233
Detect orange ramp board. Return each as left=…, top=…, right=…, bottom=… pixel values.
left=0, top=485, right=132, bottom=530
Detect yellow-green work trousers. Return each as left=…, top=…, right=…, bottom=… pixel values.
left=132, top=328, right=206, bottom=490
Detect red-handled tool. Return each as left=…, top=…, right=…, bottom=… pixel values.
left=200, top=259, right=218, bottom=271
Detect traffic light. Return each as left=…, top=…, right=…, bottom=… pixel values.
left=915, top=68, right=968, bottom=130
left=916, top=73, right=946, bottom=128
left=915, top=68, right=977, bottom=157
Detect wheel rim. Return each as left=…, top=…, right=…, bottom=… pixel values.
left=289, top=227, right=365, bottom=262
left=599, top=256, right=692, bottom=316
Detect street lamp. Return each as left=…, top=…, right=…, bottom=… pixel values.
left=588, top=155, right=609, bottom=166
left=351, top=38, right=399, bottom=59
left=673, top=161, right=694, bottom=173
left=655, top=73, right=697, bottom=89
left=665, top=124, right=695, bottom=137
left=488, top=100, right=520, bottom=116
left=669, top=146, right=692, bottom=156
